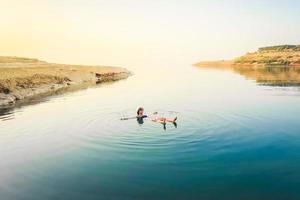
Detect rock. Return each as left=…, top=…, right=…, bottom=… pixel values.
left=95, top=73, right=102, bottom=78
left=0, top=94, right=16, bottom=106
left=13, top=91, right=24, bottom=100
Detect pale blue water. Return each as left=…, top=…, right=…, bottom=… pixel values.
left=1, top=63, right=300, bottom=200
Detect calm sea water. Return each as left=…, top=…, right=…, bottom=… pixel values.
left=1, top=63, right=300, bottom=200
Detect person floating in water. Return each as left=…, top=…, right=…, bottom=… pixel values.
left=136, top=107, right=177, bottom=130
left=121, top=107, right=177, bottom=127
left=136, top=107, right=177, bottom=123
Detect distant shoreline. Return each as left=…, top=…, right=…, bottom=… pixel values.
left=0, top=56, right=131, bottom=107
left=194, top=60, right=234, bottom=68
left=195, top=45, right=300, bottom=68
left=194, top=46, right=300, bottom=87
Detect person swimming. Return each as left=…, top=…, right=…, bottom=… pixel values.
left=136, top=107, right=177, bottom=124
left=121, top=107, right=177, bottom=130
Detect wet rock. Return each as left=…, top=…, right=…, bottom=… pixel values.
left=13, top=92, right=23, bottom=100
left=0, top=94, right=16, bottom=106
left=95, top=73, right=101, bottom=77
left=0, top=85, right=11, bottom=94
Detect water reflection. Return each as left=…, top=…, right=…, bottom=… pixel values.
left=234, top=66, right=300, bottom=86
left=196, top=65, right=300, bottom=87
left=0, top=79, right=127, bottom=121
left=0, top=107, right=14, bottom=121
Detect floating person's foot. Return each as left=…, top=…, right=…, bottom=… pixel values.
left=173, top=117, right=177, bottom=122
left=173, top=122, right=177, bottom=128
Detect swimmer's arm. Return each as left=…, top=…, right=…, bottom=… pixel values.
left=121, top=114, right=146, bottom=120
left=120, top=116, right=137, bottom=120
left=121, top=113, right=157, bottom=120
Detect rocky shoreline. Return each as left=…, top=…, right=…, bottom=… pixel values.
left=0, top=56, right=131, bottom=107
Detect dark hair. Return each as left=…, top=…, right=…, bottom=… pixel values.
left=137, top=107, right=144, bottom=115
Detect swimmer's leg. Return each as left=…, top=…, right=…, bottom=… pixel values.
left=152, top=117, right=166, bottom=124
left=166, top=117, right=177, bottom=123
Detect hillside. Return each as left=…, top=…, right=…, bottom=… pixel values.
left=234, top=45, right=300, bottom=66
left=195, top=45, right=300, bottom=67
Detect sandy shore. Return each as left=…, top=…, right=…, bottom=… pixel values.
left=0, top=56, right=131, bottom=107
left=194, top=60, right=234, bottom=68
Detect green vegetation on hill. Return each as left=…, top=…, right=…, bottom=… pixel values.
left=258, top=45, right=300, bottom=52
left=234, top=45, right=300, bottom=66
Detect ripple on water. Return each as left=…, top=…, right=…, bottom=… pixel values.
left=68, top=108, right=253, bottom=166
left=0, top=105, right=270, bottom=180
left=67, top=109, right=184, bottom=160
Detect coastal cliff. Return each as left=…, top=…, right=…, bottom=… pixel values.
left=0, top=56, right=131, bottom=107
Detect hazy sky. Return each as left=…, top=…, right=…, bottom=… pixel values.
left=1, top=0, right=300, bottom=68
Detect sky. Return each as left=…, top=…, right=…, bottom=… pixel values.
left=1, top=0, right=300, bottom=69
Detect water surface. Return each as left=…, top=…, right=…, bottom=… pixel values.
left=1, top=63, right=300, bottom=200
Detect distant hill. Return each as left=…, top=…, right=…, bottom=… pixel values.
left=0, top=56, right=43, bottom=64
left=196, top=45, right=300, bottom=67
left=258, top=45, right=300, bottom=52
left=234, top=45, right=300, bottom=66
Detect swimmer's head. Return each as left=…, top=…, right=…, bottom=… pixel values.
left=137, top=107, right=144, bottom=115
